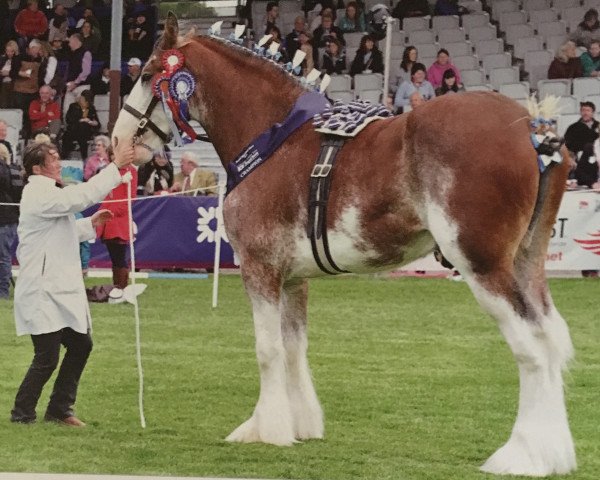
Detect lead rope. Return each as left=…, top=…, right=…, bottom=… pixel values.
left=125, top=172, right=146, bottom=428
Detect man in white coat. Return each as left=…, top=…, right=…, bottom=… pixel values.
left=10, top=140, right=134, bottom=426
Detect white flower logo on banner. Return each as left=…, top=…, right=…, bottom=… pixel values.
left=196, top=206, right=229, bottom=244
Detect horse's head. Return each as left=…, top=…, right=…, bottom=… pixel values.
left=113, top=12, right=184, bottom=164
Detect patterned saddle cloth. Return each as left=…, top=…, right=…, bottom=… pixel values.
left=313, top=100, right=392, bottom=137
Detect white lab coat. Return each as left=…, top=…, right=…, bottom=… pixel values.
left=14, top=163, right=122, bottom=336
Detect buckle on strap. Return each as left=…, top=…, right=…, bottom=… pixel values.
left=137, top=117, right=149, bottom=129
left=311, top=164, right=332, bottom=178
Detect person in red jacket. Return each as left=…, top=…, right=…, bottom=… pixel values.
left=28, top=85, right=61, bottom=140
left=14, top=0, right=49, bottom=48
left=95, top=146, right=138, bottom=290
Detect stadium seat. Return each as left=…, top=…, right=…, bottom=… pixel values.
left=553, top=0, right=580, bottom=10
left=528, top=64, right=552, bottom=86
left=523, top=0, right=552, bottom=12
left=461, top=12, right=490, bottom=33
left=468, top=24, right=497, bottom=43
left=524, top=49, right=554, bottom=73
left=443, top=40, right=473, bottom=57
left=94, top=94, right=110, bottom=111
left=537, top=79, right=572, bottom=97
left=402, top=16, right=430, bottom=33
left=345, top=32, right=364, bottom=48
left=489, top=66, right=520, bottom=90
left=582, top=93, right=600, bottom=107
left=464, top=84, right=493, bottom=91
left=537, top=21, right=567, bottom=41
left=327, top=74, right=352, bottom=92
left=529, top=9, right=558, bottom=30
left=499, top=81, right=530, bottom=98
left=437, top=28, right=466, bottom=44
left=328, top=90, right=354, bottom=103
left=354, top=73, right=383, bottom=92
left=452, top=54, right=479, bottom=70
left=499, top=10, right=528, bottom=32
left=514, top=36, right=544, bottom=59
left=482, top=52, right=512, bottom=75
left=474, top=38, right=505, bottom=56
left=461, top=68, right=486, bottom=86
left=491, top=0, right=519, bottom=21
left=555, top=95, right=579, bottom=114
left=432, top=15, right=460, bottom=32
left=391, top=30, right=406, bottom=45
left=582, top=0, right=599, bottom=9
left=357, top=89, right=382, bottom=104
left=97, top=111, right=109, bottom=134
left=415, top=42, right=441, bottom=58
left=0, top=109, right=23, bottom=131
left=505, top=24, right=535, bottom=47
left=560, top=6, right=586, bottom=25
left=408, top=29, right=435, bottom=45
left=557, top=113, right=580, bottom=136
left=419, top=56, right=436, bottom=68
left=545, top=34, right=567, bottom=55
left=459, top=0, right=483, bottom=12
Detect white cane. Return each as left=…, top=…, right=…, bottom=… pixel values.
left=212, top=182, right=226, bottom=308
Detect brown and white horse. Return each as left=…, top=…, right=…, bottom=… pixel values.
left=113, top=14, right=576, bottom=476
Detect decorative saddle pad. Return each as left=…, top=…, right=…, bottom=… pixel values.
left=313, top=100, right=392, bottom=137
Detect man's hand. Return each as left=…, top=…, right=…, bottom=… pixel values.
left=66, top=82, right=76, bottom=92
left=91, top=209, right=114, bottom=227
left=170, top=182, right=182, bottom=192
left=113, top=140, right=135, bottom=168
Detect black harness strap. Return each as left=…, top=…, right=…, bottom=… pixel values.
left=123, top=99, right=171, bottom=144
left=307, top=135, right=349, bottom=275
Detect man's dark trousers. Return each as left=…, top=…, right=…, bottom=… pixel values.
left=11, top=327, right=93, bottom=423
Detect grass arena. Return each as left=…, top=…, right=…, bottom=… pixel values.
left=1, top=275, right=598, bottom=479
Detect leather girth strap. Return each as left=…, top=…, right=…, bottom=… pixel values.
left=307, top=135, right=350, bottom=275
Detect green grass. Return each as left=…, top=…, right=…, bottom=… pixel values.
left=0, top=276, right=598, bottom=479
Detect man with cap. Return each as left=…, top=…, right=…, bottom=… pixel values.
left=120, top=58, right=142, bottom=97
left=170, top=151, right=218, bottom=196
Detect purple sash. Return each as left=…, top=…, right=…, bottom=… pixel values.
left=226, top=91, right=330, bottom=194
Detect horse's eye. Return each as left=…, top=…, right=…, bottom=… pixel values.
left=141, top=73, right=152, bottom=83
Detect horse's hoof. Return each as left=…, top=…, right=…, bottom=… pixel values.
left=226, top=416, right=296, bottom=446
left=480, top=430, right=576, bottom=477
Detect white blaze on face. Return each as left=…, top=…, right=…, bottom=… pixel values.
left=113, top=73, right=171, bottom=165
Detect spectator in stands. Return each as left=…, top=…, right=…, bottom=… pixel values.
left=313, top=13, right=345, bottom=50
left=48, top=3, right=68, bottom=46
left=390, top=46, right=417, bottom=94
left=265, top=26, right=288, bottom=63
left=96, top=144, right=138, bottom=290
left=137, top=147, right=174, bottom=195
left=394, top=62, right=434, bottom=112
left=427, top=49, right=462, bottom=89
left=14, top=0, right=49, bottom=51
left=0, top=40, right=21, bottom=109
left=13, top=40, right=47, bottom=136
left=0, top=142, right=23, bottom=300
left=338, top=2, right=366, bottom=34
left=80, top=21, right=101, bottom=57
left=321, top=38, right=346, bottom=75
left=570, top=8, right=600, bottom=49
left=408, top=91, right=425, bottom=110
left=82, top=7, right=100, bottom=31
left=0, top=120, right=14, bottom=164
left=126, top=11, right=153, bottom=59
left=391, top=0, right=430, bottom=20
left=350, top=34, right=384, bottom=76
left=120, top=57, right=142, bottom=97
left=171, top=152, right=217, bottom=197
left=434, top=0, right=467, bottom=16
left=299, top=30, right=315, bottom=76
left=285, top=16, right=306, bottom=61
left=90, top=63, right=110, bottom=96
left=62, top=90, right=98, bottom=159
left=580, top=40, right=600, bottom=77
left=83, top=135, right=110, bottom=181
left=40, top=41, right=60, bottom=92
left=577, top=135, right=600, bottom=189
left=435, top=68, right=464, bottom=96
left=564, top=101, right=598, bottom=174
left=262, top=1, right=279, bottom=35
left=548, top=41, right=583, bottom=79
left=63, top=33, right=92, bottom=118
left=28, top=85, right=61, bottom=140
left=310, top=7, right=334, bottom=32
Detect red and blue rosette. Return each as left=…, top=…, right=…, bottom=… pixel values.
left=169, top=69, right=196, bottom=120
left=161, top=49, right=185, bottom=74
left=151, top=73, right=171, bottom=99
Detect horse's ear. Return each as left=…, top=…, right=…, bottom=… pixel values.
left=161, top=11, right=179, bottom=49
left=178, top=26, right=197, bottom=47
